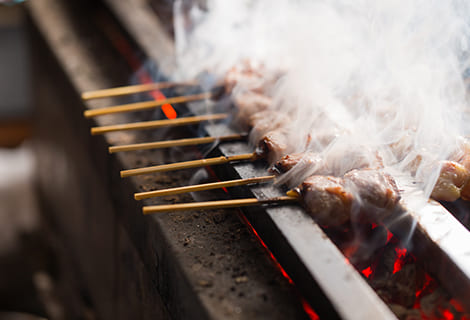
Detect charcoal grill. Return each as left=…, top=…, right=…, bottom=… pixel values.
left=27, top=0, right=470, bottom=319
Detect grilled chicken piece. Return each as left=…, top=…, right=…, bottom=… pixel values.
left=224, top=62, right=266, bottom=94
left=295, top=175, right=352, bottom=226
left=224, top=61, right=285, bottom=94
left=431, top=161, right=470, bottom=202
left=271, top=149, right=383, bottom=177
left=460, top=180, right=470, bottom=201
left=270, top=152, right=321, bottom=174
left=255, top=129, right=292, bottom=164
left=292, top=169, right=400, bottom=226
left=232, top=92, right=272, bottom=128
left=343, top=169, right=400, bottom=215
left=249, top=111, right=290, bottom=147
left=452, top=139, right=470, bottom=170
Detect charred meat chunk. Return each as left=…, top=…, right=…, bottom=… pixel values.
left=295, top=175, right=352, bottom=226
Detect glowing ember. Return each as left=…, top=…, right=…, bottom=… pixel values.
left=414, top=274, right=433, bottom=300
left=238, top=214, right=319, bottom=319
left=321, top=222, right=469, bottom=319
left=99, top=14, right=177, bottom=119
left=138, top=73, right=177, bottom=119
left=392, top=247, right=408, bottom=274
left=442, top=309, right=455, bottom=320
left=301, top=299, right=320, bottom=320
left=198, top=169, right=320, bottom=319
left=450, top=299, right=465, bottom=313
left=361, top=266, right=373, bottom=278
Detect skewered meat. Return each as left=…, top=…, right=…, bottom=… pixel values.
left=271, top=149, right=383, bottom=181
left=224, top=61, right=283, bottom=95
left=235, top=93, right=466, bottom=204
left=460, top=180, right=470, bottom=201
left=294, top=175, right=352, bottom=226
left=225, top=62, right=470, bottom=209
left=292, top=169, right=401, bottom=226
left=248, top=111, right=291, bottom=150
left=271, top=152, right=321, bottom=174
left=255, top=128, right=292, bottom=164
left=224, top=62, right=266, bottom=94
left=432, top=161, right=470, bottom=202
left=232, top=92, right=272, bottom=128
left=343, top=169, right=401, bottom=214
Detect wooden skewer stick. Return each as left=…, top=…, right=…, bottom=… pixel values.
left=91, top=113, right=228, bottom=135
left=109, top=134, right=245, bottom=153
left=84, top=92, right=212, bottom=118
left=135, top=175, right=275, bottom=200
left=142, top=196, right=299, bottom=215
left=81, top=80, right=199, bottom=100
left=121, top=152, right=258, bottom=178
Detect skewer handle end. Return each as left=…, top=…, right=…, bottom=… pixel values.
left=83, top=110, right=93, bottom=118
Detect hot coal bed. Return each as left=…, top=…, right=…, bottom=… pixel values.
left=27, top=1, right=470, bottom=319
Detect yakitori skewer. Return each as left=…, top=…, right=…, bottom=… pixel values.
left=91, top=113, right=228, bottom=135
left=120, top=126, right=293, bottom=178
left=84, top=92, right=212, bottom=118
left=109, top=133, right=246, bottom=153
left=142, top=195, right=298, bottom=215
left=81, top=80, right=200, bottom=100
left=135, top=175, right=275, bottom=200
left=121, top=153, right=258, bottom=178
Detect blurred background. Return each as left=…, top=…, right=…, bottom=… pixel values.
left=0, top=3, right=57, bottom=320
left=0, top=2, right=31, bottom=146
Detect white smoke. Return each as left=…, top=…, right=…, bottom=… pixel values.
left=173, top=0, right=470, bottom=198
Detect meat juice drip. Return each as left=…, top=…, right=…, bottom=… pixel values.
left=321, top=223, right=470, bottom=320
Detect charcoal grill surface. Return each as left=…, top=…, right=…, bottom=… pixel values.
left=29, top=0, right=470, bottom=318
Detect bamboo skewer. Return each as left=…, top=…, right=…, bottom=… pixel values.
left=135, top=175, right=275, bottom=200
left=91, top=113, right=228, bottom=135
left=84, top=92, right=212, bottom=118
left=109, top=134, right=245, bottom=153
left=121, top=152, right=258, bottom=178
left=81, top=80, right=199, bottom=100
left=142, top=196, right=299, bottom=215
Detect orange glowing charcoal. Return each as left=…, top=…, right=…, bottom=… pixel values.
left=392, top=247, right=408, bottom=274
left=145, top=84, right=178, bottom=119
